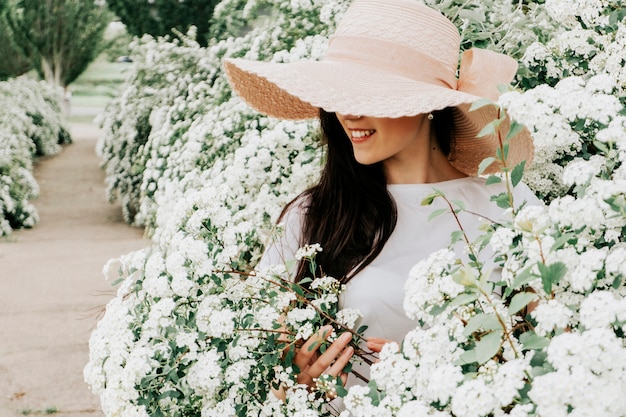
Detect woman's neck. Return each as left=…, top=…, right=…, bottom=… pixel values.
left=384, top=134, right=468, bottom=184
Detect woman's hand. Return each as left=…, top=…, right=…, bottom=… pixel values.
left=294, top=325, right=354, bottom=389
left=366, top=337, right=395, bottom=354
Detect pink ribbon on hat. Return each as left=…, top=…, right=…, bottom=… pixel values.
left=457, top=48, right=518, bottom=101
left=326, top=35, right=519, bottom=102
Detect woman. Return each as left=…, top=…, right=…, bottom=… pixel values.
left=224, top=0, right=539, bottom=394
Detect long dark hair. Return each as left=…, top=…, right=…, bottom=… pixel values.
left=282, top=108, right=455, bottom=284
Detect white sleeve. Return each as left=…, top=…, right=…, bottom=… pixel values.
left=256, top=198, right=307, bottom=271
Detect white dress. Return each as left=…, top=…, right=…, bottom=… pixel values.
left=259, top=176, right=541, bottom=395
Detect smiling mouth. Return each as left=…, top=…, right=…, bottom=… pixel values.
left=350, top=129, right=376, bottom=141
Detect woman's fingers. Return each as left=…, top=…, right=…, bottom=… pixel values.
left=366, top=337, right=394, bottom=353
left=326, top=344, right=354, bottom=376
left=305, top=331, right=353, bottom=378
left=293, top=327, right=354, bottom=387
left=293, top=325, right=333, bottom=372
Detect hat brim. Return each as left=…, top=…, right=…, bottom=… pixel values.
left=224, top=57, right=481, bottom=119
left=223, top=57, right=534, bottom=175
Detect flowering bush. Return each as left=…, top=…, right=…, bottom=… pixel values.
left=0, top=78, right=69, bottom=236
left=96, top=0, right=347, bottom=229
left=87, top=0, right=626, bottom=416
left=85, top=238, right=370, bottom=416
left=340, top=102, right=626, bottom=417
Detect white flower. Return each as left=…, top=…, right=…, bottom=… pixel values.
left=335, top=308, right=362, bottom=329
left=514, top=205, right=551, bottom=235
left=185, top=349, right=222, bottom=398
left=286, top=307, right=316, bottom=325
left=531, top=299, right=574, bottom=336
left=562, top=155, right=605, bottom=186
left=451, top=378, right=499, bottom=417
left=579, top=291, right=626, bottom=329
left=404, top=248, right=463, bottom=323
left=310, top=275, right=342, bottom=292
left=605, top=244, right=626, bottom=279
left=344, top=385, right=376, bottom=416
left=294, top=243, right=323, bottom=260
left=489, top=226, right=518, bottom=253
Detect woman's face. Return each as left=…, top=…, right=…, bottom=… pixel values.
left=335, top=113, right=431, bottom=166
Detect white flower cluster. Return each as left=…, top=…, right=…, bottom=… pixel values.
left=87, top=1, right=360, bottom=415
left=404, top=248, right=464, bottom=325
left=500, top=74, right=623, bottom=200
left=521, top=0, right=626, bottom=98
left=0, top=78, right=68, bottom=235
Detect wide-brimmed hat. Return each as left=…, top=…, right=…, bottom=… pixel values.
left=223, top=0, right=534, bottom=175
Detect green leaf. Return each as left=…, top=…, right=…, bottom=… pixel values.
left=463, top=313, right=501, bottom=337
left=508, top=292, right=538, bottom=315
left=537, top=262, right=567, bottom=294
left=428, top=208, right=448, bottom=221
left=477, top=122, right=496, bottom=138
left=458, top=331, right=503, bottom=364
left=510, top=266, right=537, bottom=290
left=356, top=325, right=369, bottom=334
left=478, top=157, right=496, bottom=175
left=335, top=384, right=348, bottom=398
left=510, top=160, right=526, bottom=187
left=158, top=390, right=181, bottom=400
left=520, top=331, right=550, bottom=350
left=491, top=192, right=512, bottom=209
left=449, top=292, right=479, bottom=308
left=550, top=232, right=577, bottom=251
left=450, top=230, right=464, bottom=244
left=451, top=199, right=466, bottom=212
left=505, top=120, right=525, bottom=141
left=283, top=345, right=296, bottom=366
left=299, top=277, right=313, bottom=285
left=429, top=301, right=450, bottom=316
left=469, top=98, right=493, bottom=111
left=421, top=190, right=442, bottom=206
left=485, top=175, right=502, bottom=185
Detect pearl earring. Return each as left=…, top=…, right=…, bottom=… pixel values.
left=427, top=113, right=434, bottom=120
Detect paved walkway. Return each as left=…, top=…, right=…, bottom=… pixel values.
left=0, top=123, right=148, bottom=417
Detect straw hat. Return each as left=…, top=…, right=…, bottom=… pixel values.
left=223, top=0, right=534, bottom=175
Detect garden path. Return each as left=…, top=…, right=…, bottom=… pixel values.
left=0, top=122, right=148, bottom=417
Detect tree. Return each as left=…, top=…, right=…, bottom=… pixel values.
left=0, top=0, right=31, bottom=80
left=3, top=0, right=111, bottom=89
left=105, top=0, right=221, bottom=47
